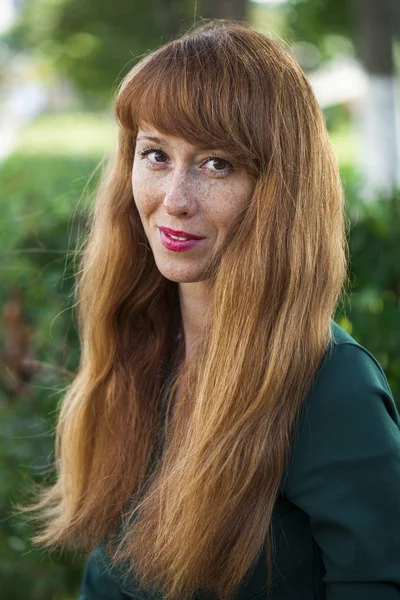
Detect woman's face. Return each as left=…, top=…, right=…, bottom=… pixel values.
left=131, top=124, right=255, bottom=283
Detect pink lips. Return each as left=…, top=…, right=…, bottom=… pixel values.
left=158, top=227, right=205, bottom=252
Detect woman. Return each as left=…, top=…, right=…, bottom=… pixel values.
left=24, top=19, right=400, bottom=600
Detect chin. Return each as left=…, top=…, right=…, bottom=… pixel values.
left=162, top=271, right=207, bottom=284
left=155, top=261, right=207, bottom=284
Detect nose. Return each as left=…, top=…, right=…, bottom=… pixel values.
left=163, top=168, right=197, bottom=217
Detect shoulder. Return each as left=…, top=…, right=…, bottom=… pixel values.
left=306, top=319, right=397, bottom=421
left=282, top=319, right=400, bottom=495
left=281, top=322, right=400, bottom=588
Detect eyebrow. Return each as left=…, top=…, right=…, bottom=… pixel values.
left=136, top=135, right=165, bottom=144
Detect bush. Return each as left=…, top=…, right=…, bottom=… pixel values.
left=0, top=151, right=99, bottom=600
left=336, top=189, right=400, bottom=400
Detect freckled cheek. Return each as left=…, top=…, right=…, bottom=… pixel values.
left=210, top=192, right=250, bottom=240
left=134, top=195, right=158, bottom=221
left=132, top=180, right=161, bottom=222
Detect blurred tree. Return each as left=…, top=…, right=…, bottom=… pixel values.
left=285, top=0, right=400, bottom=196
left=353, top=0, right=400, bottom=196
left=10, top=0, right=250, bottom=107
left=11, top=0, right=195, bottom=106
left=285, top=0, right=351, bottom=53
left=201, top=0, right=247, bottom=20
left=285, top=0, right=400, bottom=55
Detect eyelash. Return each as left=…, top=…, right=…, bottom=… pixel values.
left=136, top=146, right=233, bottom=176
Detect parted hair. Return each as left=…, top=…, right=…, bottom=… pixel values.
left=20, top=19, right=348, bottom=600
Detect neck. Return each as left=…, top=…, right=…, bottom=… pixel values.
left=178, top=281, right=210, bottom=362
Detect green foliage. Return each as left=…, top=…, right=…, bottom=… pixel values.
left=284, top=0, right=353, bottom=53
left=0, top=150, right=99, bottom=599
left=336, top=191, right=400, bottom=400
left=15, top=110, right=116, bottom=157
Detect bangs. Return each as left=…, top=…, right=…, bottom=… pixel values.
left=115, top=34, right=263, bottom=175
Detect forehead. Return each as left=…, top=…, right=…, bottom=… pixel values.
left=135, top=125, right=225, bottom=152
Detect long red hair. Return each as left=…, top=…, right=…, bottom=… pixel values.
left=20, top=19, right=348, bottom=600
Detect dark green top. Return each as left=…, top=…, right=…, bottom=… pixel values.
left=79, top=321, right=400, bottom=599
